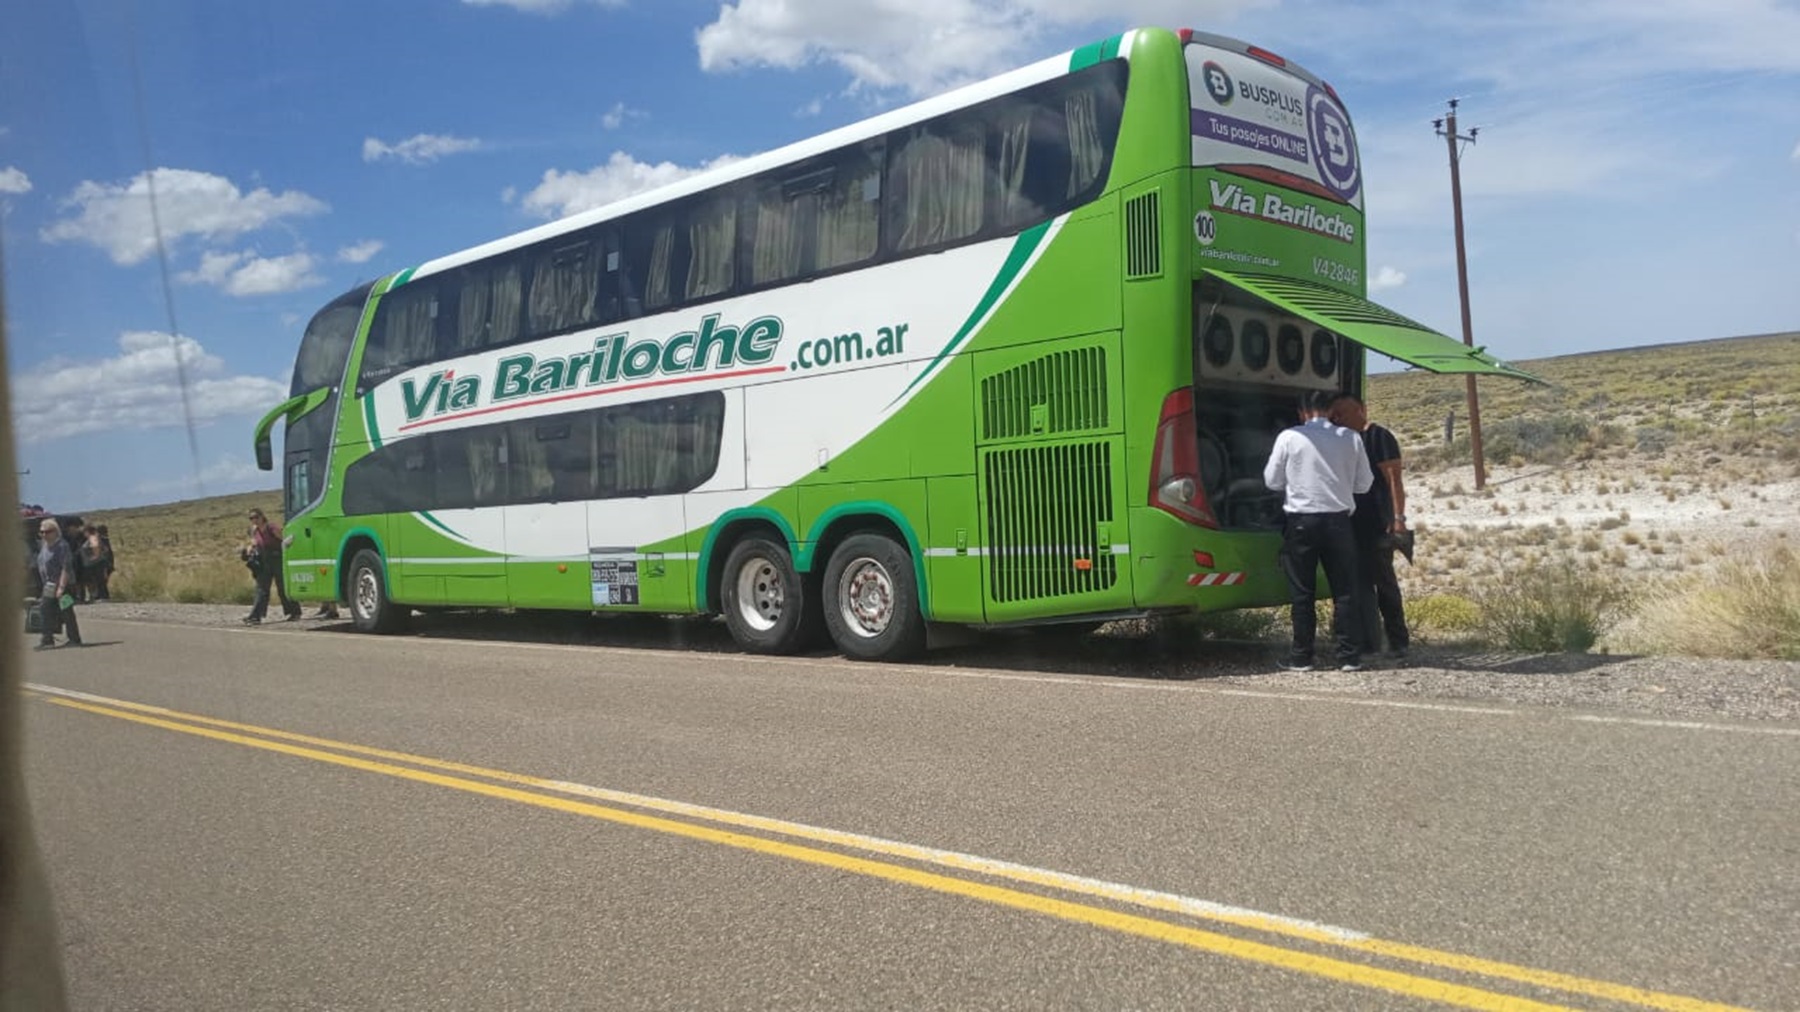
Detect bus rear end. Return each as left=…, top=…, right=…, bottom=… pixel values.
left=1131, top=30, right=1370, bottom=610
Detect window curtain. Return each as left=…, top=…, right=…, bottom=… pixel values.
left=457, top=264, right=523, bottom=352
left=611, top=410, right=681, bottom=492
left=1066, top=89, right=1104, bottom=197
left=815, top=165, right=879, bottom=271
left=513, top=429, right=554, bottom=500
left=528, top=248, right=598, bottom=335
left=894, top=128, right=984, bottom=251
left=686, top=200, right=736, bottom=301
left=751, top=187, right=805, bottom=285
left=466, top=434, right=505, bottom=506
left=995, top=108, right=1034, bottom=226
left=456, top=275, right=490, bottom=353
left=644, top=224, right=675, bottom=310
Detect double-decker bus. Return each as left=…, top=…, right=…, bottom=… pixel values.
left=253, top=27, right=1531, bottom=661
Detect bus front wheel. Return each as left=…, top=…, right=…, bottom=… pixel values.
left=720, top=536, right=819, bottom=654
left=347, top=549, right=407, bottom=635
left=822, top=533, right=925, bottom=662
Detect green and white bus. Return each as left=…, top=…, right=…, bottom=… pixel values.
left=253, top=27, right=1529, bottom=661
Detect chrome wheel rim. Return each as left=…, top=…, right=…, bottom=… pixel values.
left=734, top=556, right=783, bottom=632
left=355, top=567, right=379, bottom=620
left=837, top=556, right=893, bottom=639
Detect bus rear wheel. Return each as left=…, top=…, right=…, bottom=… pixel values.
left=823, top=533, right=925, bottom=662
left=720, top=536, right=819, bottom=654
left=347, top=549, right=407, bottom=635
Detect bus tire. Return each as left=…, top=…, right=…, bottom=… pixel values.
left=720, top=536, right=819, bottom=654
left=347, top=549, right=406, bottom=635
left=822, top=533, right=925, bottom=662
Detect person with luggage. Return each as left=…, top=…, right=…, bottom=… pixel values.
left=242, top=508, right=302, bottom=624
left=34, top=518, right=82, bottom=648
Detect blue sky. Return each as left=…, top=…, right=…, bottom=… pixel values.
left=2, top=0, right=1797, bottom=511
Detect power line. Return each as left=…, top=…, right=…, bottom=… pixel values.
left=1434, top=99, right=1488, bottom=490
left=125, top=0, right=205, bottom=500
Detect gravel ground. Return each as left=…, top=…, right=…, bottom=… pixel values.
left=67, top=600, right=1800, bottom=727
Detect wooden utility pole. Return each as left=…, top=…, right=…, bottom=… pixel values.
left=1435, top=100, right=1486, bottom=489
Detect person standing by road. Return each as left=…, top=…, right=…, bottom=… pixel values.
left=79, top=526, right=106, bottom=603
left=243, top=508, right=301, bottom=625
left=60, top=518, right=88, bottom=604
left=94, top=523, right=114, bottom=601
left=1330, top=393, right=1412, bottom=661
left=1263, top=389, right=1373, bottom=672
left=34, top=518, right=81, bottom=649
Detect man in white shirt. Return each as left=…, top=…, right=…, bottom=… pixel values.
left=1263, top=389, right=1374, bottom=671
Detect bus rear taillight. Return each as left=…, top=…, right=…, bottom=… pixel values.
left=1246, top=46, right=1287, bottom=68
left=1150, top=387, right=1219, bottom=529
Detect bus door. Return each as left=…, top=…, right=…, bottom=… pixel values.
left=278, top=397, right=337, bottom=602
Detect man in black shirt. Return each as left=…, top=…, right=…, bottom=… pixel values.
left=1330, top=394, right=1411, bottom=660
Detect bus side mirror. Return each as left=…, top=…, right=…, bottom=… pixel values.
left=255, top=437, right=273, bottom=472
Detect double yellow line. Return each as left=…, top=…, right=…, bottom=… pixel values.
left=27, top=685, right=1748, bottom=1012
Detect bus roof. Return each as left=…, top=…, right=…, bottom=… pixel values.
left=405, top=30, right=1150, bottom=284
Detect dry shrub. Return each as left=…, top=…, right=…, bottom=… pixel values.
left=1630, top=548, right=1800, bottom=660
left=1475, top=560, right=1631, bottom=653
left=1408, top=594, right=1481, bottom=637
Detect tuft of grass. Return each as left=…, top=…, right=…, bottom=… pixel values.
left=1407, top=594, right=1481, bottom=637
left=110, top=554, right=170, bottom=602
left=1474, top=559, right=1631, bottom=653
left=1629, top=548, right=1800, bottom=659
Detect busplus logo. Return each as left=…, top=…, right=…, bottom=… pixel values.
left=1237, top=80, right=1303, bottom=117
left=400, top=314, right=782, bottom=423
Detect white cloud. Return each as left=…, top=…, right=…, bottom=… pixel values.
left=461, top=0, right=623, bottom=11
left=0, top=166, right=30, bottom=194
left=11, top=331, right=287, bottom=443
left=179, top=250, right=324, bottom=296
left=601, top=102, right=646, bottom=130
left=40, top=168, right=327, bottom=266
left=695, top=0, right=1265, bottom=95
left=1369, top=266, right=1407, bottom=292
left=513, top=151, right=743, bottom=219
left=337, top=239, right=384, bottom=264
left=362, top=133, right=484, bottom=165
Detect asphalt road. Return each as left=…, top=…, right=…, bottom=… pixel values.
left=20, top=615, right=1800, bottom=1011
